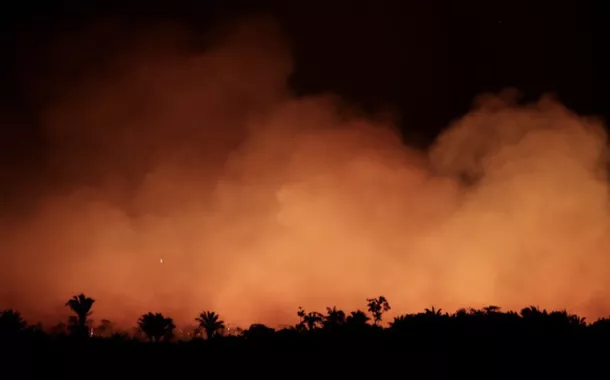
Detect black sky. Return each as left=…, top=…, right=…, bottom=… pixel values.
left=0, top=0, right=607, bottom=163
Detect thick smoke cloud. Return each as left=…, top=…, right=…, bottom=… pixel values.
left=1, top=17, right=609, bottom=329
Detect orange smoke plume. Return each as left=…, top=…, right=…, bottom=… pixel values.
left=1, top=17, right=609, bottom=329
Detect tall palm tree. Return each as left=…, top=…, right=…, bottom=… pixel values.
left=65, top=293, right=95, bottom=336
left=196, top=311, right=225, bottom=340
left=138, top=312, right=175, bottom=342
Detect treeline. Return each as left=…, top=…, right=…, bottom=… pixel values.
left=3, top=294, right=610, bottom=377
left=3, top=293, right=610, bottom=342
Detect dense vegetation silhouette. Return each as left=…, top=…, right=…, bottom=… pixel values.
left=3, top=293, right=610, bottom=377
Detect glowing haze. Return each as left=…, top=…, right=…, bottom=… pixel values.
left=1, top=17, right=610, bottom=328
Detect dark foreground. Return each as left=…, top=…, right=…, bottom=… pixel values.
left=4, top=318, right=610, bottom=378
left=4, top=299, right=610, bottom=378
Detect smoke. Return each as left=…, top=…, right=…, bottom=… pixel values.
left=1, top=16, right=610, bottom=329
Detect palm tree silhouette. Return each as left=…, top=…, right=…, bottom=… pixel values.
left=195, top=311, right=225, bottom=340
left=296, top=307, right=324, bottom=331
left=520, top=305, right=546, bottom=319
left=424, top=306, right=444, bottom=317
left=138, top=312, right=175, bottom=342
left=65, top=293, right=95, bottom=337
left=304, top=312, right=324, bottom=331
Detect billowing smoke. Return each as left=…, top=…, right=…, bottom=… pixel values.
left=1, top=17, right=609, bottom=329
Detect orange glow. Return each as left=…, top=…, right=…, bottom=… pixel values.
left=1, top=17, right=610, bottom=329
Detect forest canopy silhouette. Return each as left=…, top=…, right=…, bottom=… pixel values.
left=1, top=16, right=610, bottom=330
left=5, top=295, right=609, bottom=377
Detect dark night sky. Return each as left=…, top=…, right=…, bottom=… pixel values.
left=0, top=0, right=608, bottom=164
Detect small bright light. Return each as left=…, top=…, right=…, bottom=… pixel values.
left=160, top=257, right=164, bottom=264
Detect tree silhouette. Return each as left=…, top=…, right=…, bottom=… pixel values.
left=95, top=319, right=114, bottom=337
left=323, top=306, right=346, bottom=328
left=590, top=317, right=610, bottom=335
left=520, top=305, right=547, bottom=319
left=390, top=307, right=451, bottom=337
left=304, top=312, right=324, bottom=331
left=389, top=314, right=414, bottom=331
left=195, top=311, right=225, bottom=340
left=548, top=310, right=587, bottom=334
left=297, top=307, right=324, bottom=331
left=296, top=307, right=306, bottom=331
left=454, top=308, right=468, bottom=318
left=65, top=293, right=95, bottom=337
left=50, top=321, right=68, bottom=336
left=346, top=310, right=371, bottom=326
left=483, top=305, right=501, bottom=314
left=424, top=306, right=444, bottom=317
left=366, top=296, right=391, bottom=325
left=0, top=309, right=27, bottom=337
left=67, top=316, right=82, bottom=336
left=243, top=324, right=275, bottom=340
left=138, top=313, right=175, bottom=342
